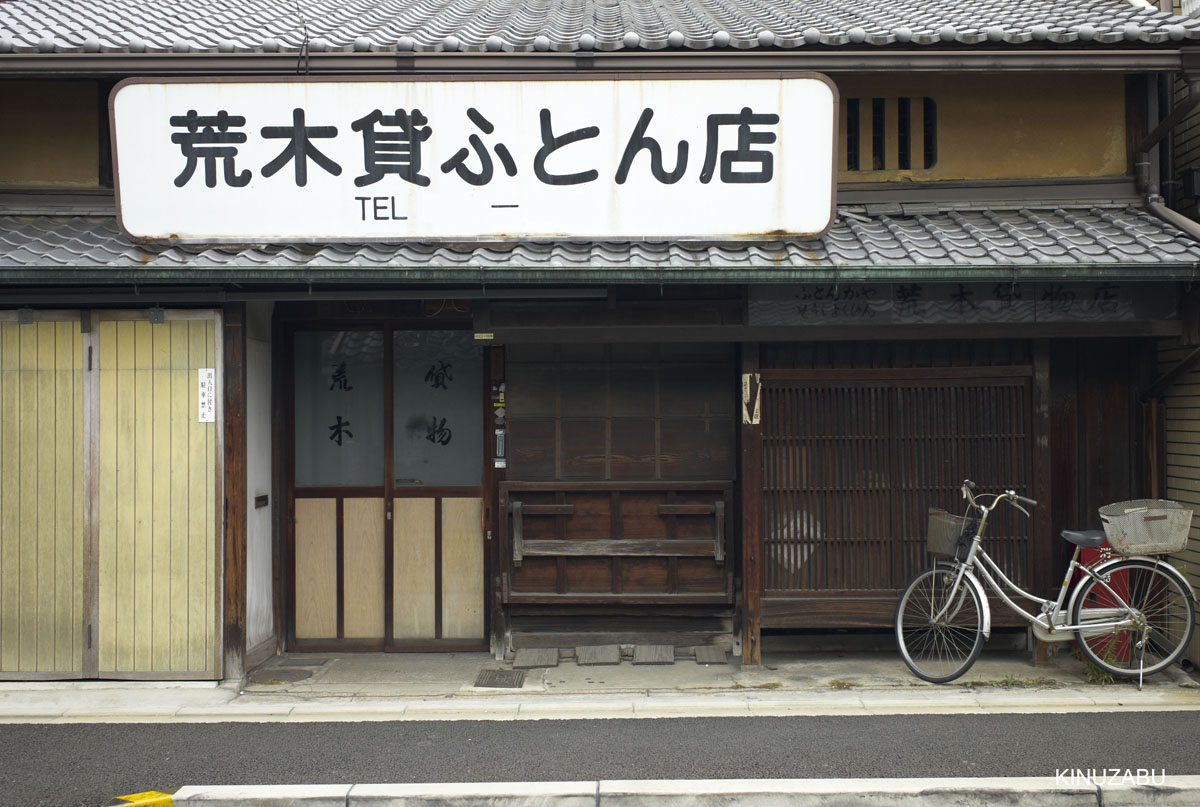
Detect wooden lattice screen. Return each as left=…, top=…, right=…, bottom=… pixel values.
left=760, top=372, right=1033, bottom=626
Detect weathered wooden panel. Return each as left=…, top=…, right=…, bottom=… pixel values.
left=0, top=322, right=84, bottom=675
left=294, top=498, right=337, bottom=640
left=564, top=558, right=613, bottom=593
left=502, top=482, right=732, bottom=602
left=507, top=344, right=735, bottom=482
left=98, top=320, right=218, bottom=675
left=342, top=498, right=384, bottom=639
left=393, top=497, right=435, bottom=640
left=1159, top=335, right=1200, bottom=667
left=441, top=497, right=483, bottom=640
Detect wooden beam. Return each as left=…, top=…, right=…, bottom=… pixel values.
left=740, top=342, right=763, bottom=665
left=1031, top=340, right=1054, bottom=607
left=221, top=303, right=247, bottom=680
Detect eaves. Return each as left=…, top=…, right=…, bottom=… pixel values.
left=0, top=49, right=1187, bottom=77
left=1, top=263, right=1197, bottom=286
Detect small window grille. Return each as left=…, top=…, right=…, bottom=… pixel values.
left=845, top=99, right=860, bottom=171
left=871, top=98, right=885, bottom=170
left=897, top=97, right=911, bottom=170
left=843, top=96, right=938, bottom=172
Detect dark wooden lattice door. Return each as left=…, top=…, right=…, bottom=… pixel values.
left=759, top=371, right=1034, bottom=628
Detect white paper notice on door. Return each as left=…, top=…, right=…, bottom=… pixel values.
left=198, top=368, right=216, bottom=423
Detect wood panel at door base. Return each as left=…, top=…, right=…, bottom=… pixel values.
left=392, top=498, right=435, bottom=640
left=441, top=498, right=484, bottom=640
left=343, top=498, right=384, bottom=639
left=294, top=498, right=337, bottom=640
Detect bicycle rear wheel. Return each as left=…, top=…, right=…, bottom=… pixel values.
left=1071, top=559, right=1194, bottom=678
left=895, top=566, right=985, bottom=683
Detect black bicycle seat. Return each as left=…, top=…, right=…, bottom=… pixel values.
left=1060, top=529, right=1105, bottom=548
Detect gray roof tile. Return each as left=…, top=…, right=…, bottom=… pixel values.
left=2, top=204, right=1198, bottom=275
left=1, top=0, right=1199, bottom=53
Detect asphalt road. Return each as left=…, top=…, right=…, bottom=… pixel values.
left=4, top=712, right=1198, bottom=807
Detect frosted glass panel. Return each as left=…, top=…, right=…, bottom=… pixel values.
left=393, top=331, right=482, bottom=487
left=295, top=330, right=384, bottom=487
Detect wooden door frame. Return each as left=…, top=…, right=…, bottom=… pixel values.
left=282, top=318, right=491, bottom=652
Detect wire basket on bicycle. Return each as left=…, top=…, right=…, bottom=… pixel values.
left=926, top=508, right=980, bottom=559
left=1098, top=500, right=1192, bottom=555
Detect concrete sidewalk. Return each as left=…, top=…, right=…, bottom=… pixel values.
left=117, top=776, right=1200, bottom=806
left=6, top=645, right=1200, bottom=724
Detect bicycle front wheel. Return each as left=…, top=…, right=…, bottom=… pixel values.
left=895, top=566, right=985, bottom=683
left=1072, top=559, right=1195, bottom=678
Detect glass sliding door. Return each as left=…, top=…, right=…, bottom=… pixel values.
left=289, top=326, right=486, bottom=650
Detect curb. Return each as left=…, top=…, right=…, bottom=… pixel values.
left=104, top=791, right=180, bottom=806
left=142, top=777, right=1200, bottom=806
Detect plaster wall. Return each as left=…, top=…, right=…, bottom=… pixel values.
left=837, top=73, right=1127, bottom=182
left=0, top=81, right=100, bottom=187
left=246, top=302, right=275, bottom=653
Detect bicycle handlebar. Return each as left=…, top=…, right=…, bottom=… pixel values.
left=961, top=480, right=1036, bottom=511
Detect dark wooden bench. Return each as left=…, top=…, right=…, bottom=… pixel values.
left=499, top=481, right=734, bottom=604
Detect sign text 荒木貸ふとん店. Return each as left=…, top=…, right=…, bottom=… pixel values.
left=111, top=76, right=837, bottom=242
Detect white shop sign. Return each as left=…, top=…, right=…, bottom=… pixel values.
left=110, top=75, right=837, bottom=243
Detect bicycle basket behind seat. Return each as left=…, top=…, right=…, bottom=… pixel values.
left=927, top=508, right=980, bottom=559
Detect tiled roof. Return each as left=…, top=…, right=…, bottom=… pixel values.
left=1, top=206, right=1198, bottom=282
left=1, top=0, right=1199, bottom=54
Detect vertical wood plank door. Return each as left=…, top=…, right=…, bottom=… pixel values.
left=97, top=320, right=218, bottom=677
left=0, top=322, right=85, bottom=677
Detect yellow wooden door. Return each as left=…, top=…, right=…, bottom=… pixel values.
left=97, top=319, right=217, bottom=676
left=0, top=322, right=85, bottom=676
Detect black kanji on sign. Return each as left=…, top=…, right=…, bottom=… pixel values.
left=352, top=108, right=432, bottom=187
left=533, top=109, right=599, bottom=186
left=615, top=108, right=687, bottom=185
left=328, top=415, right=353, bottom=446
left=260, top=108, right=342, bottom=186
left=440, top=108, right=518, bottom=186
left=699, top=107, right=779, bottom=184
left=169, top=110, right=251, bottom=188
left=950, top=283, right=978, bottom=311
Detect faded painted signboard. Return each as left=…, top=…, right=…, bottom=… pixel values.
left=110, top=75, right=837, bottom=243
left=749, top=282, right=1178, bottom=325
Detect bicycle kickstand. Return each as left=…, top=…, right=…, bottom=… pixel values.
left=1135, top=628, right=1150, bottom=692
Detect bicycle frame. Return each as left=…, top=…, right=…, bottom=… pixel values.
left=933, top=491, right=1141, bottom=639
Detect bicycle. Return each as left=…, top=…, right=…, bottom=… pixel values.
left=895, top=480, right=1197, bottom=686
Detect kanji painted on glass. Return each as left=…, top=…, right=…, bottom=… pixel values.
left=425, top=416, right=453, bottom=445
left=169, top=110, right=251, bottom=188
left=329, top=361, right=353, bottom=391
left=699, top=107, right=779, bottom=184
left=440, top=109, right=517, bottom=186
left=425, top=361, right=453, bottom=390
left=352, top=108, right=432, bottom=187
left=533, top=109, right=599, bottom=185
left=261, top=108, right=342, bottom=186
left=615, top=108, right=687, bottom=184
left=328, top=415, right=353, bottom=446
